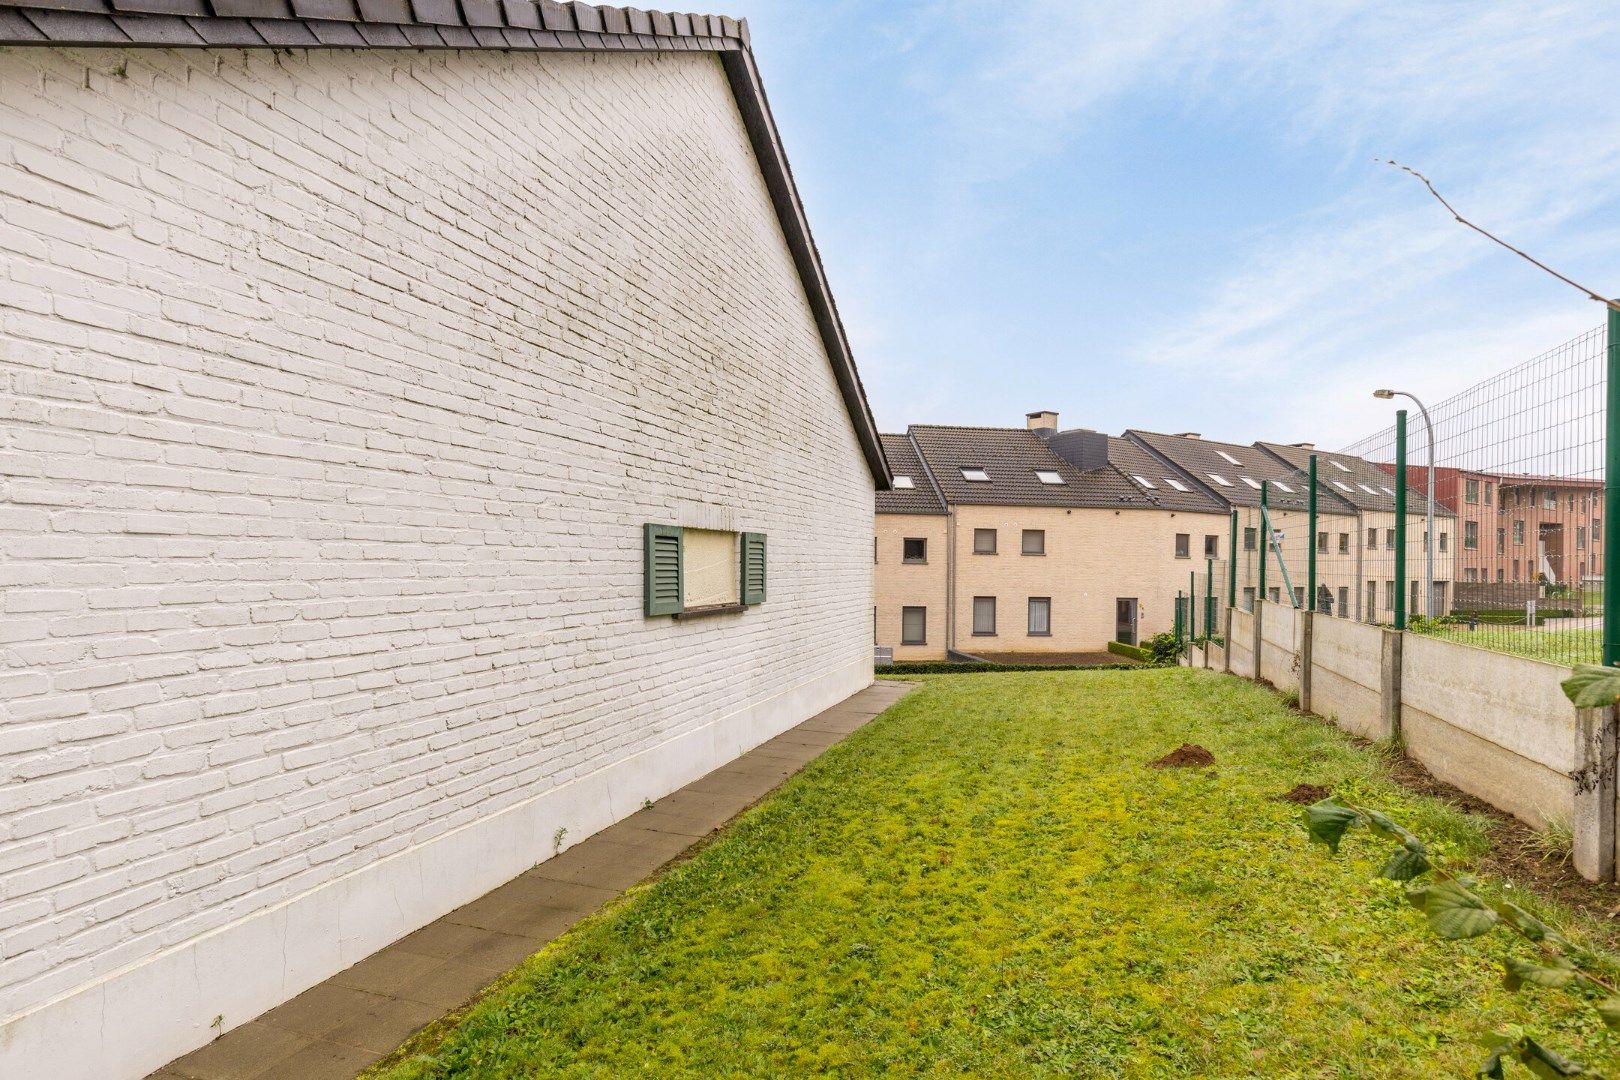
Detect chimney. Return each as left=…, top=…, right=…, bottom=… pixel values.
left=1047, top=428, right=1110, bottom=472
left=1025, top=410, right=1059, bottom=438
left=1292, top=442, right=1315, bottom=450
left=1175, top=432, right=1202, bottom=440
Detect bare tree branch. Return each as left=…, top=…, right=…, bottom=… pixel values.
left=1383, top=159, right=1619, bottom=312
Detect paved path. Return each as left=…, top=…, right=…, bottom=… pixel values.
left=149, top=680, right=913, bottom=1080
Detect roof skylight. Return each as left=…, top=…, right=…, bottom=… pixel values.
left=892, top=475, right=914, bottom=489
left=1332, top=481, right=1354, bottom=493
left=1330, top=460, right=1351, bottom=472
left=1034, top=470, right=1065, bottom=485
left=961, top=468, right=990, bottom=482
left=1132, top=475, right=1157, bottom=488
left=1358, top=483, right=1379, bottom=495
left=1207, top=473, right=1232, bottom=487
left=1272, top=481, right=1294, bottom=493
left=1164, top=478, right=1190, bottom=492
left=1240, top=477, right=1261, bottom=489
left=1217, top=450, right=1242, bottom=466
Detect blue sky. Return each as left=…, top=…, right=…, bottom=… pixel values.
left=730, top=1, right=1620, bottom=448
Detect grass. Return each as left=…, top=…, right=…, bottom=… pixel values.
left=369, top=670, right=1620, bottom=1079
left=1419, top=625, right=1599, bottom=665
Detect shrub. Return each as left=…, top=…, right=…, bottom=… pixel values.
left=1106, top=640, right=1151, bottom=663
left=1144, top=632, right=1185, bottom=665
left=879, top=660, right=1141, bottom=675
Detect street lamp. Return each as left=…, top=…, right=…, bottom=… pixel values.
left=1374, top=389, right=1436, bottom=618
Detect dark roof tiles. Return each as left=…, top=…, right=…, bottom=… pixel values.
left=875, top=434, right=946, bottom=516
left=909, top=426, right=1164, bottom=510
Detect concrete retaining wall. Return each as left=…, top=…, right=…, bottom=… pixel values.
left=1209, top=604, right=1614, bottom=881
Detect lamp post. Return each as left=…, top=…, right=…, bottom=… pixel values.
left=1375, top=389, right=1436, bottom=618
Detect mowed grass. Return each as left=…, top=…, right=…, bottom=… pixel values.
left=370, top=669, right=1619, bottom=1079
left=1422, top=625, right=1599, bottom=666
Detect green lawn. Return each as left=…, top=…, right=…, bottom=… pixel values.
left=1421, top=625, right=1599, bottom=665
left=371, top=670, right=1619, bottom=1078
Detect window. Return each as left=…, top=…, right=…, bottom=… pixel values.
left=1022, top=529, right=1045, bottom=555
left=1175, top=533, right=1190, bottom=559
left=1464, top=568, right=1478, bottom=582
left=1384, top=580, right=1395, bottom=610
left=1244, top=527, right=1257, bottom=551
left=1464, top=521, right=1478, bottom=549
left=1133, top=475, right=1158, bottom=489
left=1366, top=580, right=1376, bottom=618
left=1330, top=460, right=1351, bottom=472
left=1333, top=481, right=1354, bottom=493
left=1034, top=470, right=1065, bottom=485
left=1438, top=532, right=1448, bottom=552
left=892, top=474, right=915, bottom=489
left=642, top=524, right=766, bottom=616
left=1269, top=587, right=1281, bottom=604
left=1512, top=560, right=1520, bottom=582
left=1027, top=597, right=1051, bottom=636
left=1240, top=476, right=1262, bottom=489
left=1485, top=481, right=1493, bottom=503
left=1366, top=528, right=1377, bottom=549
left=1384, top=528, right=1395, bottom=549
left=1293, top=586, right=1304, bottom=607
left=1242, top=587, right=1256, bottom=612
left=1497, top=568, right=1505, bottom=583
left=1465, top=479, right=1479, bottom=504
left=1513, top=520, right=1525, bottom=545
left=1595, top=519, right=1603, bottom=543
left=972, top=596, right=996, bottom=635
left=1338, top=533, right=1350, bottom=554
left=1316, top=531, right=1328, bottom=553
left=1496, top=527, right=1505, bottom=555
left=1204, top=534, right=1219, bottom=558
left=961, top=467, right=990, bottom=482
left=1570, top=495, right=1577, bottom=511
left=1544, top=491, right=1558, bottom=510
left=973, top=528, right=997, bottom=554
left=1217, top=449, right=1243, bottom=465
left=903, top=537, right=927, bottom=563
left=1337, top=586, right=1348, bottom=616
left=1208, top=473, right=1232, bottom=487
left=901, top=606, right=926, bottom=645
left=1358, top=484, right=1379, bottom=496
left=1272, top=481, right=1295, bottom=493
left=1577, top=528, right=1586, bottom=550
left=1380, top=486, right=1396, bottom=498
left=1164, top=477, right=1191, bottom=492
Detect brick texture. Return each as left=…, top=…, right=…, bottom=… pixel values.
left=0, top=45, right=874, bottom=1022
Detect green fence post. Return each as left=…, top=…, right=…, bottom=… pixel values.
left=1190, top=570, right=1197, bottom=639
left=1395, top=409, right=1408, bottom=631
left=1206, top=557, right=1215, bottom=637
left=1259, top=481, right=1268, bottom=604
left=1308, top=454, right=1318, bottom=612
left=1175, top=591, right=1184, bottom=645
left=1606, top=305, right=1620, bottom=666
left=1228, top=510, right=1237, bottom=608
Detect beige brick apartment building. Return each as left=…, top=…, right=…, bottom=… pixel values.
left=874, top=413, right=1229, bottom=659
left=0, top=7, right=889, bottom=1078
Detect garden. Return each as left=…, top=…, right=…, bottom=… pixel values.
left=370, top=669, right=1620, bottom=1078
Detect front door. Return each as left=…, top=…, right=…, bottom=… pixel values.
left=1115, top=598, right=1138, bottom=645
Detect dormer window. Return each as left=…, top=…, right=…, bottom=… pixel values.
left=892, top=474, right=914, bottom=489
left=961, top=468, right=990, bottom=482
left=1034, top=470, right=1065, bottom=485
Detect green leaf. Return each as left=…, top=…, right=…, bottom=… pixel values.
left=1303, top=799, right=1364, bottom=855
left=1405, top=885, right=1431, bottom=910
left=1503, top=956, right=1577, bottom=992
left=1421, top=880, right=1499, bottom=940
left=1596, top=998, right=1620, bottom=1031
left=1496, top=902, right=1555, bottom=944
left=1562, top=664, right=1620, bottom=709
left=1516, top=1036, right=1588, bottom=1077
left=1382, top=845, right=1433, bottom=882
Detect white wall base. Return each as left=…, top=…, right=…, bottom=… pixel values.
left=4, top=657, right=872, bottom=1080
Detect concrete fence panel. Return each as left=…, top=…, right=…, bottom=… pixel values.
left=1310, top=616, right=1387, bottom=741
left=1399, top=633, right=1576, bottom=830
left=1228, top=607, right=1257, bottom=679
left=1258, top=601, right=1300, bottom=692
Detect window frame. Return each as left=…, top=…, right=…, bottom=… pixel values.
left=900, top=606, right=927, bottom=646
left=972, top=596, right=997, bottom=636
left=902, top=536, right=927, bottom=564
left=972, top=528, right=997, bottom=555
left=1027, top=596, right=1051, bottom=637
left=1021, top=529, right=1046, bottom=556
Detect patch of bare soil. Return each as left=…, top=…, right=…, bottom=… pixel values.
left=1149, top=743, right=1216, bottom=768
left=1276, top=783, right=1330, bottom=804
left=1379, top=749, right=1620, bottom=934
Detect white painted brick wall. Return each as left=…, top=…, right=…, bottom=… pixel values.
left=0, top=44, right=874, bottom=1030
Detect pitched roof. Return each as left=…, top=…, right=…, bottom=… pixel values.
left=1105, top=436, right=1228, bottom=513
left=1126, top=430, right=1356, bottom=514
left=909, top=425, right=1167, bottom=510
left=1256, top=443, right=1452, bottom=517
left=0, top=1, right=893, bottom=489
left=876, top=434, right=945, bottom=515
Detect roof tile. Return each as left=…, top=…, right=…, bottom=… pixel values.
left=307, top=15, right=363, bottom=40
left=909, top=426, right=1158, bottom=510
left=184, top=13, right=262, bottom=40
left=459, top=0, right=500, bottom=25
left=290, top=0, right=357, bottom=19
left=0, top=5, right=47, bottom=32
left=109, top=0, right=206, bottom=17
left=210, top=0, right=290, bottom=17
left=23, top=7, right=129, bottom=37
left=567, top=0, right=598, bottom=30
left=597, top=2, right=623, bottom=31
left=875, top=434, right=946, bottom=515
left=500, top=0, right=536, bottom=27
left=248, top=13, right=315, bottom=39
left=109, top=9, right=203, bottom=37
left=352, top=17, right=407, bottom=42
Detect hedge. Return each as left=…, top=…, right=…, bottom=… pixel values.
left=1106, top=640, right=1153, bottom=663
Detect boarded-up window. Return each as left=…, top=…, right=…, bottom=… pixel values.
left=683, top=528, right=739, bottom=609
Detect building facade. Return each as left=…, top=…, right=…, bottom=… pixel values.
left=0, top=10, right=888, bottom=1079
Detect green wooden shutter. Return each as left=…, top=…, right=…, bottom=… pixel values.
left=644, top=524, right=684, bottom=615
left=740, top=532, right=767, bottom=605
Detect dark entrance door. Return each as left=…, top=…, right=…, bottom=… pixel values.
left=1115, top=598, right=1139, bottom=645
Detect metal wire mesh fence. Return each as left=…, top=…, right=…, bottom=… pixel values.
left=1328, top=323, right=1608, bottom=666
left=1176, top=556, right=1229, bottom=646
